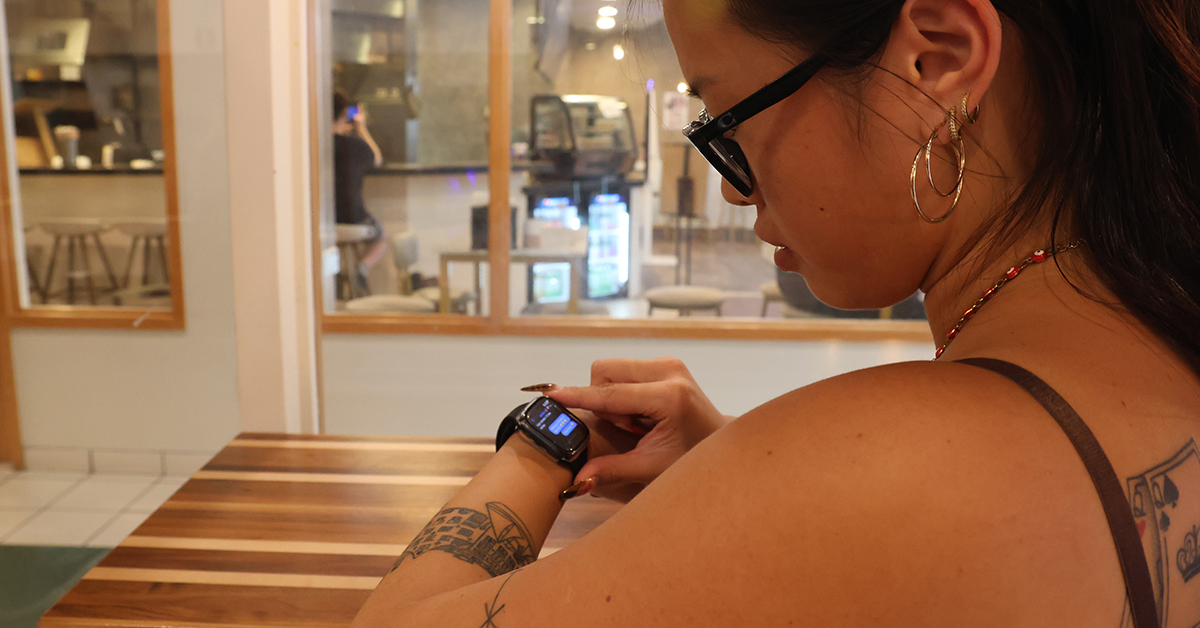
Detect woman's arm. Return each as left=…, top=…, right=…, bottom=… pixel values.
left=352, top=432, right=573, bottom=625
left=352, top=362, right=1111, bottom=628
left=354, top=115, right=384, bottom=167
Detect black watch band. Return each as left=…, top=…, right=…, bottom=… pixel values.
left=496, top=404, right=588, bottom=476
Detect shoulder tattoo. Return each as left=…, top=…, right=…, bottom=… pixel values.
left=1124, top=439, right=1200, bottom=627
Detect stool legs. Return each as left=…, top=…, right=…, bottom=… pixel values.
left=336, top=242, right=369, bottom=301
left=156, top=236, right=169, bottom=284
left=121, top=235, right=142, bottom=289
left=142, top=236, right=154, bottom=286
left=41, top=235, right=62, bottom=303
left=92, top=233, right=119, bottom=290
left=42, top=232, right=120, bottom=305
left=25, top=249, right=43, bottom=303
left=121, top=234, right=171, bottom=289
left=75, top=235, right=99, bottom=305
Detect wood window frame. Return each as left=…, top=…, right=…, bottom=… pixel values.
left=309, top=0, right=933, bottom=347
left=0, top=0, right=186, bottom=331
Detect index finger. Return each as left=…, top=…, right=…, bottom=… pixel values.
left=548, top=381, right=673, bottom=419
left=589, top=357, right=691, bottom=386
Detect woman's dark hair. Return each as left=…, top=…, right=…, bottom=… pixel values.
left=725, top=0, right=1200, bottom=376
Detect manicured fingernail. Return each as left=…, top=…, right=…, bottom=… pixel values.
left=521, top=383, right=558, bottom=392
left=625, top=424, right=649, bottom=436
left=559, top=478, right=595, bottom=501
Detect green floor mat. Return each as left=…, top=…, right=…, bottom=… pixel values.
left=0, top=546, right=111, bottom=628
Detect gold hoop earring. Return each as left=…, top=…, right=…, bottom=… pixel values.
left=926, top=113, right=965, bottom=198
left=911, top=97, right=977, bottom=223
left=960, top=93, right=980, bottom=125
left=911, top=126, right=966, bottom=223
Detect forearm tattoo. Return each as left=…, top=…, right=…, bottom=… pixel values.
left=391, top=502, right=537, bottom=577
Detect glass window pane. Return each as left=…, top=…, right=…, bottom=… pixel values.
left=322, top=0, right=491, bottom=317
left=6, top=0, right=173, bottom=309
left=511, top=3, right=927, bottom=323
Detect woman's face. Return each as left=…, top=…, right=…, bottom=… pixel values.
left=663, top=0, right=951, bottom=309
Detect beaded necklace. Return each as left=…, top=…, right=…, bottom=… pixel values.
left=934, top=241, right=1085, bottom=359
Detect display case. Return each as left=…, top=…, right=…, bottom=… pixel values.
left=530, top=94, right=637, bottom=179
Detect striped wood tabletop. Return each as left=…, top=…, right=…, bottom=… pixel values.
left=40, top=433, right=622, bottom=628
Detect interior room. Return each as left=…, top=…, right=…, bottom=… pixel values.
left=8, top=0, right=1124, bottom=624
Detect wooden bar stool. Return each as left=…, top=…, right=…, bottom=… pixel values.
left=22, top=224, right=43, bottom=303
left=112, top=221, right=169, bottom=289
left=38, top=219, right=119, bottom=305
left=344, top=294, right=437, bottom=314
left=645, top=285, right=726, bottom=317
left=335, top=224, right=375, bottom=301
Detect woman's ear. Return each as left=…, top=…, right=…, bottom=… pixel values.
left=883, top=0, right=1002, bottom=119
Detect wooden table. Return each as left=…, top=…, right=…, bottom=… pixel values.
left=40, top=433, right=621, bottom=628
left=438, top=249, right=586, bottom=315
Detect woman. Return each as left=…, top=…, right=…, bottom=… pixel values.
left=352, top=0, right=1200, bottom=625
left=332, top=91, right=388, bottom=287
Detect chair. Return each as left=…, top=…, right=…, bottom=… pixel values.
left=520, top=300, right=610, bottom=316
left=38, top=219, right=120, bottom=305
left=22, top=224, right=42, bottom=302
left=344, top=295, right=437, bottom=314
left=392, top=231, right=474, bottom=314
left=335, top=224, right=375, bottom=301
left=112, top=220, right=169, bottom=290
left=645, top=285, right=726, bottom=317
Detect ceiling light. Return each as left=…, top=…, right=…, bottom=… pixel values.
left=597, top=16, right=616, bottom=29
left=585, top=42, right=597, bottom=50
left=613, top=44, right=625, bottom=60
left=598, top=6, right=618, bottom=17
left=677, top=82, right=688, bottom=94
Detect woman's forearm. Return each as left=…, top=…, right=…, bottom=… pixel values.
left=357, top=126, right=384, bottom=167
left=352, top=434, right=574, bottom=625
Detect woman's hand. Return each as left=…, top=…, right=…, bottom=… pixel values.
left=549, top=357, right=732, bottom=502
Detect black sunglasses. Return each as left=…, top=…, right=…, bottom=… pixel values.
left=683, top=51, right=829, bottom=197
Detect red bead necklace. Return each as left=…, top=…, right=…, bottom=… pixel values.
left=934, top=241, right=1085, bottom=359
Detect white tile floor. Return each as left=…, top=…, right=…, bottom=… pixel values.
left=0, top=464, right=188, bottom=548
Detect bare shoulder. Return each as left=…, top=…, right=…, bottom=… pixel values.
left=726, top=359, right=1058, bottom=451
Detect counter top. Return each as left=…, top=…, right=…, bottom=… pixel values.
left=20, top=167, right=164, bottom=176
left=39, top=432, right=620, bottom=628
left=364, top=160, right=555, bottom=176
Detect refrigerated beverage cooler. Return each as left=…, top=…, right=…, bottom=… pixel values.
left=525, top=186, right=632, bottom=305
left=585, top=193, right=631, bottom=298
left=528, top=196, right=580, bottom=304
left=525, top=93, right=638, bottom=307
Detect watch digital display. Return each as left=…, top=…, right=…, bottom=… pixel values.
left=523, top=397, right=588, bottom=455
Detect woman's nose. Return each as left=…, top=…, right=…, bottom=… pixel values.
left=721, top=177, right=754, bottom=206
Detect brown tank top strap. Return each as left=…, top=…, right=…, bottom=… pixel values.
left=957, top=357, right=1159, bottom=628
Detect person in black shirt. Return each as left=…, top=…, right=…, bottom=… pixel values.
left=333, top=91, right=387, bottom=286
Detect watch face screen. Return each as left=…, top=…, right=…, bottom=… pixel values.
left=525, top=397, right=588, bottom=454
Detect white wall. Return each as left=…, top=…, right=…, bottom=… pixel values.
left=321, top=334, right=929, bottom=437
left=11, top=0, right=242, bottom=473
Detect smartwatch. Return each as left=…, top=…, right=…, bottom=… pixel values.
left=496, top=397, right=589, bottom=476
